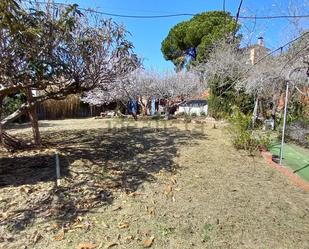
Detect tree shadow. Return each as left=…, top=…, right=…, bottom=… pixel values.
left=0, top=154, right=69, bottom=187
left=0, top=125, right=207, bottom=237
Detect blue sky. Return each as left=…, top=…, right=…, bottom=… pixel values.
left=56, top=0, right=309, bottom=71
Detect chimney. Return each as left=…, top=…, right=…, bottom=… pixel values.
left=257, top=37, right=264, bottom=46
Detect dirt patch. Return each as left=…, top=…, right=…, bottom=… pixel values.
left=0, top=118, right=308, bottom=249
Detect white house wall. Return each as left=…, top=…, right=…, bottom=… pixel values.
left=178, top=105, right=208, bottom=116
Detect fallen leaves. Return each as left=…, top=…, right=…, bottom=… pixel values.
left=171, top=177, right=177, bottom=185
left=112, top=206, right=122, bottom=211
left=145, top=206, right=155, bottom=216
left=143, top=236, right=154, bottom=248
left=20, top=186, right=33, bottom=194
left=164, top=185, right=173, bottom=195
left=105, top=242, right=119, bottom=248
left=127, top=192, right=143, bottom=197
left=29, top=231, right=42, bottom=245
left=0, top=211, right=10, bottom=220
left=70, top=216, right=85, bottom=230
left=117, top=222, right=129, bottom=229
left=53, top=228, right=65, bottom=241
left=67, top=216, right=93, bottom=232
left=77, top=242, right=97, bottom=249
left=101, top=221, right=110, bottom=228
left=124, top=235, right=134, bottom=241
left=71, top=224, right=84, bottom=229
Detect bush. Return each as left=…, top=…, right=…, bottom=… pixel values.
left=208, top=93, right=230, bottom=119
left=200, top=111, right=206, bottom=116
left=287, top=94, right=308, bottom=123
left=191, top=113, right=197, bottom=118
left=3, top=93, right=26, bottom=117
left=207, top=77, right=254, bottom=120
left=227, top=106, right=271, bottom=153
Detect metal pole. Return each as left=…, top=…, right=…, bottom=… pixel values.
left=252, top=96, right=258, bottom=129
left=279, top=81, right=289, bottom=165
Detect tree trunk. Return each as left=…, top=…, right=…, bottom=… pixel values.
left=26, top=88, right=41, bottom=145
left=270, top=84, right=283, bottom=130
left=1, top=103, right=28, bottom=127
left=164, top=101, right=170, bottom=120
left=252, top=97, right=258, bottom=128
left=271, top=97, right=279, bottom=130
left=90, top=104, right=93, bottom=117
left=139, top=97, right=147, bottom=116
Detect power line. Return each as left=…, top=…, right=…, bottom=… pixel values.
left=233, top=0, right=244, bottom=40
left=235, top=0, right=244, bottom=25
left=239, top=14, right=309, bottom=20
left=88, top=6, right=182, bottom=15
left=253, top=31, right=309, bottom=66
left=21, top=0, right=309, bottom=68
left=22, top=0, right=309, bottom=20
left=23, top=0, right=309, bottom=73
left=218, top=31, right=309, bottom=97
left=23, top=1, right=194, bottom=18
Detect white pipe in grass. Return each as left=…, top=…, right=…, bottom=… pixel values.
left=55, top=152, right=61, bottom=186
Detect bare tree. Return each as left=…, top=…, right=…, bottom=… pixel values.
left=196, top=35, right=309, bottom=122
left=83, top=68, right=205, bottom=118
left=0, top=1, right=140, bottom=148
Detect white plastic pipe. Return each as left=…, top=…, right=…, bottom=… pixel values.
left=252, top=96, right=258, bottom=129
left=55, top=152, right=61, bottom=186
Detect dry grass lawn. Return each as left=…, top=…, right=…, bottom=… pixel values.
left=0, top=118, right=308, bottom=249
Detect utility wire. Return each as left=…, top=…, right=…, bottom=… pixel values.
left=233, top=0, right=244, bottom=40
left=218, top=31, right=309, bottom=97
left=22, top=0, right=309, bottom=20
left=239, top=15, right=309, bottom=19
left=253, top=31, right=309, bottom=66
left=235, top=0, right=244, bottom=26
left=22, top=0, right=309, bottom=94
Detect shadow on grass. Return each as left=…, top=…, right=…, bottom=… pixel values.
left=0, top=126, right=206, bottom=234
left=293, top=164, right=309, bottom=173
left=0, top=154, right=69, bottom=187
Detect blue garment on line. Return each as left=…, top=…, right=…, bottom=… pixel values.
left=128, top=99, right=138, bottom=114
left=151, top=97, right=156, bottom=115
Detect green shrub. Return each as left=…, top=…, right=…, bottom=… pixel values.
left=3, top=93, right=26, bottom=117
left=208, top=93, right=230, bottom=119
left=191, top=113, right=197, bottom=118
left=287, top=94, right=308, bottom=123
left=200, top=111, right=206, bottom=116
left=227, top=106, right=271, bottom=153
left=207, top=77, right=254, bottom=120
